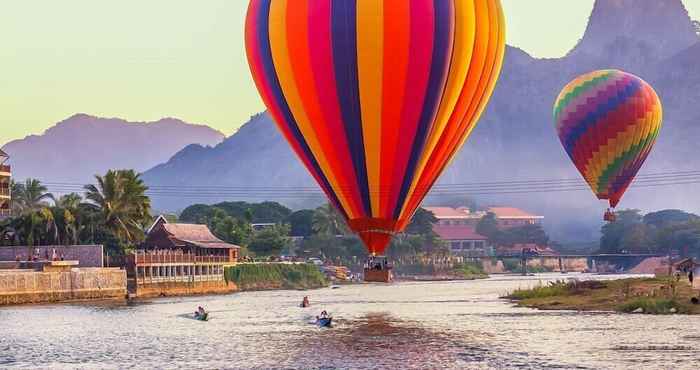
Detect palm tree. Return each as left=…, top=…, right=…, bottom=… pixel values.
left=312, top=203, right=349, bottom=236
left=55, top=193, right=82, bottom=211
left=12, top=179, right=54, bottom=214
left=84, top=170, right=152, bottom=254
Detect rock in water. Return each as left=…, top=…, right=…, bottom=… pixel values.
left=632, top=307, right=644, bottom=313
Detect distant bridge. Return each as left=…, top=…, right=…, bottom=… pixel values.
left=466, top=253, right=663, bottom=274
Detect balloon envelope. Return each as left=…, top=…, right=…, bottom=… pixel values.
left=554, top=70, right=663, bottom=208
left=245, top=0, right=506, bottom=254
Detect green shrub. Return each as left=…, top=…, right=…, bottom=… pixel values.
left=224, top=263, right=328, bottom=290
left=508, top=280, right=572, bottom=300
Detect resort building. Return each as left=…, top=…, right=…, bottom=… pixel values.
left=487, top=207, right=544, bottom=229
left=432, top=224, right=491, bottom=256
left=424, top=206, right=543, bottom=229
left=144, top=215, right=240, bottom=262
left=0, top=149, right=11, bottom=219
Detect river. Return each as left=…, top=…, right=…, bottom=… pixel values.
left=1, top=273, right=699, bottom=369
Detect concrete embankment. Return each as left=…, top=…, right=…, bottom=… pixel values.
left=0, top=268, right=126, bottom=305
left=224, top=263, right=328, bottom=291
left=134, top=279, right=237, bottom=298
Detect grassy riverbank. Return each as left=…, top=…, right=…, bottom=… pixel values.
left=224, top=263, right=329, bottom=291
left=395, top=261, right=488, bottom=280
left=505, top=278, right=700, bottom=314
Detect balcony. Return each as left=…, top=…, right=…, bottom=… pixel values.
left=0, top=187, right=9, bottom=197
left=0, top=165, right=10, bottom=175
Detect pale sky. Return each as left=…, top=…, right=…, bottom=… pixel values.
left=1, top=0, right=699, bottom=145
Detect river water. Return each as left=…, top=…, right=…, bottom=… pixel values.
left=1, top=273, right=700, bottom=369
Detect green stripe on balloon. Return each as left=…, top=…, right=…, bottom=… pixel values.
left=553, top=71, right=615, bottom=120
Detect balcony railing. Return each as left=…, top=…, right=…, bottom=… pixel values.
left=134, top=251, right=232, bottom=265
left=0, top=165, right=10, bottom=173
left=0, top=188, right=9, bottom=197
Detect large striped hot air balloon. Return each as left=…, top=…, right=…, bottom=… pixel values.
left=553, top=70, right=663, bottom=220
left=245, top=0, right=506, bottom=256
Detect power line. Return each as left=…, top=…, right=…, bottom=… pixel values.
left=37, top=171, right=700, bottom=199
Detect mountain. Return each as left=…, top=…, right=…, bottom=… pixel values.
left=143, top=0, right=700, bottom=241
left=142, top=113, right=317, bottom=211
left=2, top=114, right=225, bottom=183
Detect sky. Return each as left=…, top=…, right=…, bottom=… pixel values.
left=1, top=1, right=699, bottom=145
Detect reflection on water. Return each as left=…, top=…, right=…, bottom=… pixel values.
left=1, top=273, right=700, bottom=369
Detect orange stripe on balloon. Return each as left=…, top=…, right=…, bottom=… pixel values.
left=356, top=0, right=384, bottom=218
left=379, top=0, right=410, bottom=219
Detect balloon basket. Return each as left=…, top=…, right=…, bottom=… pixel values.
left=363, top=268, right=393, bottom=283
left=604, top=210, right=617, bottom=222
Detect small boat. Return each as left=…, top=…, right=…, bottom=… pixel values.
left=317, top=317, right=332, bottom=328
left=194, top=312, right=209, bottom=321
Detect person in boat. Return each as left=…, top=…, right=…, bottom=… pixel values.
left=318, top=310, right=328, bottom=319
left=195, top=306, right=206, bottom=317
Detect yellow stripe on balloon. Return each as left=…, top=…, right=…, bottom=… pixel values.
left=267, top=0, right=358, bottom=219
left=454, top=0, right=506, bottom=151
left=356, top=0, right=384, bottom=218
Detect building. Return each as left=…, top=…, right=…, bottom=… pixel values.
left=423, top=206, right=480, bottom=226
left=144, top=215, right=240, bottom=262
left=433, top=224, right=491, bottom=256
left=0, top=149, right=11, bottom=219
left=487, top=207, right=544, bottom=229
left=424, top=206, right=544, bottom=229
left=424, top=206, right=545, bottom=256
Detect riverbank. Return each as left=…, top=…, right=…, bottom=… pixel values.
left=395, top=262, right=488, bottom=282
left=505, top=277, right=700, bottom=314
left=224, top=263, right=328, bottom=291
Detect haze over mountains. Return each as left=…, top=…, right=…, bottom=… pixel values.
left=143, top=0, right=700, bottom=241
left=2, top=114, right=224, bottom=183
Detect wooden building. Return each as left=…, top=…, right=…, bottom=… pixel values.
left=144, top=215, right=240, bottom=262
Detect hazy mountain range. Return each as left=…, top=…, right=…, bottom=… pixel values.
left=2, top=114, right=224, bottom=183
left=4, top=0, right=699, bottom=242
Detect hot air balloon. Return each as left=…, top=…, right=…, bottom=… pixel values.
left=553, top=70, right=663, bottom=222
left=245, top=0, right=505, bottom=280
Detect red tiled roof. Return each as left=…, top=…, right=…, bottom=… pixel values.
left=488, top=207, right=543, bottom=219
left=433, top=225, right=487, bottom=241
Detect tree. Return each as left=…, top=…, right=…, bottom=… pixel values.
left=599, top=209, right=644, bottom=254
left=209, top=209, right=252, bottom=246
left=476, top=212, right=500, bottom=243
left=499, top=224, right=549, bottom=247
left=312, top=204, right=348, bottom=236
left=405, top=208, right=437, bottom=236
left=84, top=170, right=152, bottom=254
left=643, top=209, right=698, bottom=229
left=248, top=224, right=290, bottom=256
left=286, top=209, right=315, bottom=237
left=12, top=179, right=54, bottom=214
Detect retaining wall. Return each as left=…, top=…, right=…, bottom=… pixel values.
left=135, top=279, right=237, bottom=298
left=0, top=268, right=126, bottom=305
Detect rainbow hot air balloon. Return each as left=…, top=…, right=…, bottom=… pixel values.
left=245, top=0, right=506, bottom=258
left=553, top=70, right=663, bottom=221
